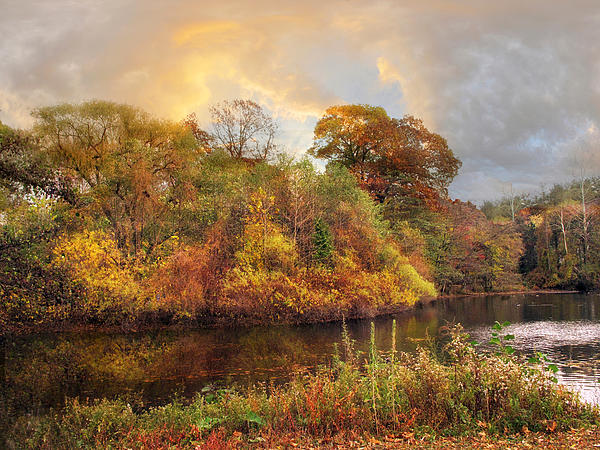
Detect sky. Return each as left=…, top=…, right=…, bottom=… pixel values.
left=1, top=0, right=600, bottom=204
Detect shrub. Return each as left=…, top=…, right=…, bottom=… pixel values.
left=51, top=230, right=142, bottom=318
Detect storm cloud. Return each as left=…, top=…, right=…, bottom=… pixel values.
left=1, top=0, right=600, bottom=202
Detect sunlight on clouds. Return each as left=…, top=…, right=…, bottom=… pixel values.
left=376, top=57, right=402, bottom=86
left=0, top=89, right=54, bottom=129
left=237, top=76, right=327, bottom=122
left=331, top=15, right=366, bottom=34
left=2, top=0, right=600, bottom=201
left=172, top=21, right=242, bottom=46
left=376, top=56, right=436, bottom=128
left=165, top=16, right=338, bottom=124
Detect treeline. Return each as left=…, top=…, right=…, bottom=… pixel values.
left=1, top=100, right=527, bottom=332
left=482, top=179, right=600, bottom=291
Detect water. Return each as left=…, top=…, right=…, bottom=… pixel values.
left=3, top=293, right=600, bottom=416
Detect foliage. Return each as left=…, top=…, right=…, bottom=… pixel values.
left=483, top=177, right=600, bottom=290
left=0, top=199, right=81, bottom=330
left=3, top=97, right=564, bottom=331
left=32, top=100, right=200, bottom=258
left=51, top=230, right=143, bottom=318
left=404, top=200, right=524, bottom=294
left=310, top=104, right=461, bottom=207
left=312, top=218, right=333, bottom=266
left=0, top=121, right=76, bottom=204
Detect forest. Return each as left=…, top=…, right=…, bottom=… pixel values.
left=1, top=99, right=598, bottom=333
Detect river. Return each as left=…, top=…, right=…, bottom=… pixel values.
left=3, top=292, right=600, bottom=417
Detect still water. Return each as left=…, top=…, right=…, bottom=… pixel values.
left=3, top=293, right=600, bottom=415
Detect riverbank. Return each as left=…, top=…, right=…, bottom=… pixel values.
left=6, top=324, right=598, bottom=449
left=432, top=289, right=581, bottom=300
left=227, top=427, right=600, bottom=448
left=2, top=289, right=582, bottom=337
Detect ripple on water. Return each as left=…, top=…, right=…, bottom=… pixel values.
left=468, top=321, right=600, bottom=404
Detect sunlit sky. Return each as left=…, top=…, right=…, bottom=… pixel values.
left=2, top=0, right=600, bottom=203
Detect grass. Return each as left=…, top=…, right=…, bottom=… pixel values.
left=7, top=322, right=599, bottom=449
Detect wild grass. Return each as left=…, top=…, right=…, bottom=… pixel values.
left=8, top=322, right=598, bottom=449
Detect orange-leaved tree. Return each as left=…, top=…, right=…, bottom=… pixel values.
left=310, top=104, right=461, bottom=209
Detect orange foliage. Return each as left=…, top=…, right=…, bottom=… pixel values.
left=151, top=220, right=235, bottom=315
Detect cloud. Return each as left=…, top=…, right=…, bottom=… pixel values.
left=1, top=0, right=600, bottom=203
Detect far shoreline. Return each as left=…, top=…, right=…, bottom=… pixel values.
left=2, top=289, right=584, bottom=338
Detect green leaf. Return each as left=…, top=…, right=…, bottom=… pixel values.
left=504, top=346, right=515, bottom=354
left=492, top=322, right=502, bottom=331
left=196, top=417, right=220, bottom=430
left=548, top=364, right=558, bottom=373
left=491, top=332, right=498, bottom=337
left=503, top=334, right=515, bottom=341
left=246, top=410, right=265, bottom=426
left=489, top=337, right=501, bottom=346
left=502, top=321, right=511, bottom=327
left=528, top=357, right=540, bottom=364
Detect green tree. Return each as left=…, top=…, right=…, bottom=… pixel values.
left=0, top=122, right=75, bottom=204
left=312, top=217, right=333, bottom=266
left=32, top=101, right=200, bottom=257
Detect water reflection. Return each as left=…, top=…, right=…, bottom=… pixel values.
left=3, top=293, right=600, bottom=416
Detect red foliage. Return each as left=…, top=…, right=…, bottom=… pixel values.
left=151, top=220, right=236, bottom=314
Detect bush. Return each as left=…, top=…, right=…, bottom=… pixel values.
left=51, top=230, right=143, bottom=318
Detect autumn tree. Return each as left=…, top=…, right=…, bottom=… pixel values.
left=0, top=122, right=76, bottom=204
left=32, top=101, right=200, bottom=257
left=310, top=104, right=461, bottom=208
left=209, top=99, right=277, bottom=160
left=273, top=158, right=319, bottom=263
left=310, top=105, right=392, bottom=182
left=182, top=113, right=213, bottom=152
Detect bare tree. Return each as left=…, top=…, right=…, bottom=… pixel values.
left=571, top=128, right=600, bottom=264
left=502, top=182, right=518, bottom=221
left=509, top=183, right=515, bottom=222
left=579, top=168, right=590, bottom=263
left=209, top=99, right=277, bottom=160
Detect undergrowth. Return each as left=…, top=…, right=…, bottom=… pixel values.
left=8, top=323, right=598, bottom=449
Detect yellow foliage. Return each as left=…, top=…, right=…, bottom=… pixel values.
left=235, top=187, right=298, bottom=273
left=530, top=214, right=544, bottom=227
left=51, top=230, right=141, bottom=314
left=221, top=244, right=435, bottom=322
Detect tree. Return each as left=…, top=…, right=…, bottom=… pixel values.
left=274, top=158, right=319, bottom=263
left=310, top=104, right=392, bottom=182
left=310, top=104, right=461, bottom=208
left=0, top=122, right=76, bottom=204
left=579, top=170, right=591, bottom=264
left=182, top=113, right=213, bottom=153
left=312, top=217, right=333, bottom=266
left=209, top=99, right=277, bottom=160
left=32, top=100, right=200, bottom=257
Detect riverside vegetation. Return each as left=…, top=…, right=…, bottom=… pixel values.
left=6, top=323, right=598, bottom=448
left=3, top=100, right=599, bottom=333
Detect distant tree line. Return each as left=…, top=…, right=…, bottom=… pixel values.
left=482, top=178, right=600, bottom=290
